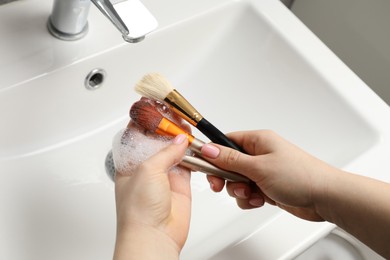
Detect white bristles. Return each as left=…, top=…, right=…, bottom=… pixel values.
left=135, top=73, right=174, bottom=100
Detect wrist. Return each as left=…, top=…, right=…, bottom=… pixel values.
left=114, top=223, right=180, bottom=260
left=312, top=165, right=347, bottom=224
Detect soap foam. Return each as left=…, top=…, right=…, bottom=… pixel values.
left=112, top=97, right=193, bottom=176
left=112, top=123, right=173, bottom=175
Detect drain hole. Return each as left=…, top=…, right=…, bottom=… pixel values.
left=90, top=73, right=103, bottom=87
left=85, top=68, right=106, bottom=90
left=105, top=150, right=116, bottom=182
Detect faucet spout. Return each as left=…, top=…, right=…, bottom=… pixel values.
left=92, top=0, right=158, bottom=43
left=48, top=0, right=157, bottom=43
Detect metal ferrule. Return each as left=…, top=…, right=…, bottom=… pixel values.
left=181, top=156, right=250, bottom=183
left=164, top=90, right=203, bottom=126
left=189, top=138, right=205, bottom=156
left=105, top=150, right=249, bottom=183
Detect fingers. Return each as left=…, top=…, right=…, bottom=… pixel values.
left=201, top=143, right=255, bottom=175
left=226, top=182, right=265, bottom=209
left=144, top=134, right=188, bottom=172
left=235, top=195, right=265, bottom=209
left=226, top=182, right=251, bottom=198
left=206, top=175, right=225, bottom=192
left=206, top=176, right=266, bottom=209
left=224, top=130, right=280, bottom=155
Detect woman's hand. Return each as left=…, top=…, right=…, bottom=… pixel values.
left=201, top=130, right=338, bottom=221
left=202, top=130, right=390, bottom=259
left=114, top=134, right=191, bottom=259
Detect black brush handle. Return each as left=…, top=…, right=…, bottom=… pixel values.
left=197, top=118, right=246, bottom=154
left=197, top=118, right=259, bottom=190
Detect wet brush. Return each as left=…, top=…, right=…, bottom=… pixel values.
left=130, top=100, right=205, bottom=155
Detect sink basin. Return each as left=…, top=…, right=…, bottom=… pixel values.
left=1, top=0, right=389, bottom=259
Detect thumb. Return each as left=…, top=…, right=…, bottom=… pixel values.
left=145, top=134, right=189, bottom=171
left=201, top=143, right=254, bottom=176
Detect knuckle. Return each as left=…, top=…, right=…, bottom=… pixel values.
left=224, top=149, right=241, bottom=166
left=257, top=129, right=276, bottom=140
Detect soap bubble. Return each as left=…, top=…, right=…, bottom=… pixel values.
left=112, top=123, right=173, bottom=176
left=112, top=98, right=192, bottom=176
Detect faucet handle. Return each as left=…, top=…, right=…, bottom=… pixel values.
left=91, top=0, right=129, bottom=35
left=91, top=0, right=158, bottom=43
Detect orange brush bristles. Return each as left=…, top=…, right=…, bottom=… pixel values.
left=130, top=100, right=194, bottom=143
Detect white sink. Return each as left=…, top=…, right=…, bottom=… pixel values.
left=1, top=0, right=389, bottom=259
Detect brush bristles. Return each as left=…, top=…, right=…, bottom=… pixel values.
left=130, top=101, right=163, bottom=132
left=135, top=73, right=174, bottom=101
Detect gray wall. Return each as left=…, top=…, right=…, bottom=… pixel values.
left=292, top=0, right=390, bottom=105
left=281, top=0, right=294, bottom=8
left=0, top=0, right=17, bottom=5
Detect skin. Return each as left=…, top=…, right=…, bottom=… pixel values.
left=114, top=133, right=191, bottom=260
left=113, top=97, right=194, bottom=259
left=201, top=130, right=390, bottom=259
left=113, top=104, right=390, bottom=259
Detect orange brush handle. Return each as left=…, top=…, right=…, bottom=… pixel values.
left=156, top=118, right=195, bottom=144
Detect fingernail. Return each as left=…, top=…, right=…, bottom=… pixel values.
left=234, top=188, right=248, bottom=199
left=173, top=134, right=187, bottom=145
left=249, top=197, right=264, bottom=207
left=201, top=144, right=220, bottom=159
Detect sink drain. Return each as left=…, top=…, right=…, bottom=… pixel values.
left=85, top=68, right=106, bottom=90
left=105, top=150, right=115, bottom=182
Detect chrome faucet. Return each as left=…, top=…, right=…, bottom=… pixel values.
left=47, top=0, right=158, bottom=43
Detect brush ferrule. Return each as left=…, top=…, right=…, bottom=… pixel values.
left=180, top=156, right=250, bottom=183
left=156, top=118, right=195, bottom=143
left=164, top=90, right=203, bottom=126
left=189, top=138, right=205, bottom=156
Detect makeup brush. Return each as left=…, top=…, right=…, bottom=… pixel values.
left=129, top=100, right=251, bottom=183
left=181, top=156, right=250, bottom=183
left=130, top=100, right=205, bottom=155
left=106, top=149, right=249, bottom=183
left=135, top=73, right=246, bottom=153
